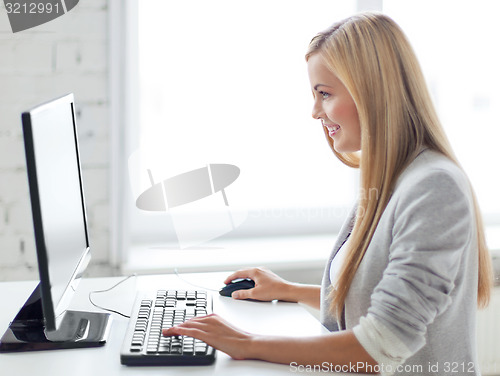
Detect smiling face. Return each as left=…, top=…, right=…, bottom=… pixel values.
left=307, top=53, right=361, bottom=153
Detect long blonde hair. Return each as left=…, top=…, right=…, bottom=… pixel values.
left=306, top=13, right=493, bottom=317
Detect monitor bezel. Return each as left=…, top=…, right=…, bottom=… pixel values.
left=22, top=93, right=91, bottom=332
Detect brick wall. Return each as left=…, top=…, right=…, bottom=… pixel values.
left=0, top=0, right=111, bottom=281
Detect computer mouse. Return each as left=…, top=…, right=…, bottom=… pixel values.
left=219, top=278, right=255, bottom=297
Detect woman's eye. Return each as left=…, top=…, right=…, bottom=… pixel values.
left=319, top=91, right=330, bottom=99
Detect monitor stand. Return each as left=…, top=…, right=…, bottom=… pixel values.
left=0, top=284, right=112, bottom=352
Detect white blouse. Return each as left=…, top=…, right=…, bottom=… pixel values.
left=329, top=237, right=350, bottom=287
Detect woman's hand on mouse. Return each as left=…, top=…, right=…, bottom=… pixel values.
left=224, top=267, right=295, bottom=302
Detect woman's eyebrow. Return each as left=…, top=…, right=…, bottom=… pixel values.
left=313, top=84, right=332, bottom=91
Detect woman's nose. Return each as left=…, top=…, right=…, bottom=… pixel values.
left=311, top=101, right=322, bottom=120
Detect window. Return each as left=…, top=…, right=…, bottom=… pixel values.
left=123, top=0, right=500, bottom=257
left=128, top=0, right=359, bottom=249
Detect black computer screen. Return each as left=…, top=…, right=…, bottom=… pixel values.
left=22, top=93, right=90, bottom=331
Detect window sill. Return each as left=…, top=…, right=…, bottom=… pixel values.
left=123, top=234, right=336, bottom=284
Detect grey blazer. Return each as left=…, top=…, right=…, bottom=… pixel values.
left=320, top=149, right=480, bottom=375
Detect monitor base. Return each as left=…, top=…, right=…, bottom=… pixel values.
left=0, top=284, right=112, bottom=352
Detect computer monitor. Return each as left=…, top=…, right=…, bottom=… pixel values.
left=0, top=94, right=112, bottom=352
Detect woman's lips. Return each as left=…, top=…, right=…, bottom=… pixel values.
left=323, top=123, right=340, bottom=137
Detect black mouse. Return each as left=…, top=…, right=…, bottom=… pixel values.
left=219, top=278, right=255, bottom=297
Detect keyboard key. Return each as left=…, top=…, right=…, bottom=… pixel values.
left=195, top=344, right=207, bottom=354
left=183, top=347, right=194, bottom=355
left=158, top=346, right=170, bottom=354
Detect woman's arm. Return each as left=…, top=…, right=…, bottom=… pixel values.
left=163, top=314, right=377, bottom=373
left=224, top=267, right=321, bottom=309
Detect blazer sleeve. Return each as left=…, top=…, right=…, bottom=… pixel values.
left=366, top=168, right=475, bottom=355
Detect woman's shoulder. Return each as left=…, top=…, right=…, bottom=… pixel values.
left=394, top=149, right=469, bottom=193
left=390, top=149, right=474, bottom=215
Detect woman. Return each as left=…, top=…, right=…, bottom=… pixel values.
left=163, top=12, right=493, bottom=375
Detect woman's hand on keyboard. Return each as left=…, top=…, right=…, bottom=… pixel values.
left=162, top=313, right=252, bottom=360
left=223, top=267, right=295, bottom=302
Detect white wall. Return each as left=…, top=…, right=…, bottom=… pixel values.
left=0, top=0, right=111, bottom=280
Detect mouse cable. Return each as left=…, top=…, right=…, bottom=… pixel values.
left=173, top=267, right=219, bottom=292
left=88, top=273, right=137, bottom=318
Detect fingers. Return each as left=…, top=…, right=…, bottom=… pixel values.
left=162, top=318, right=208, bottom=340
left=223, top=266, right=270, bottom=284
left=231, top=289, right=253, bottom=300
left=162, top=325, right=200, bottom=338
left=223, top=268, right=257, bottom=284
left=162, top=314, right=217, bottom=338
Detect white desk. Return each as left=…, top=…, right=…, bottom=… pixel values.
left=0, top=272, right=359, bottom=376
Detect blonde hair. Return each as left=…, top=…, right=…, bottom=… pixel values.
left=306, top=13, right=493, bottom=317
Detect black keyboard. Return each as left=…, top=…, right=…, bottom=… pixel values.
left=120, top=289, right=216, bottom=366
